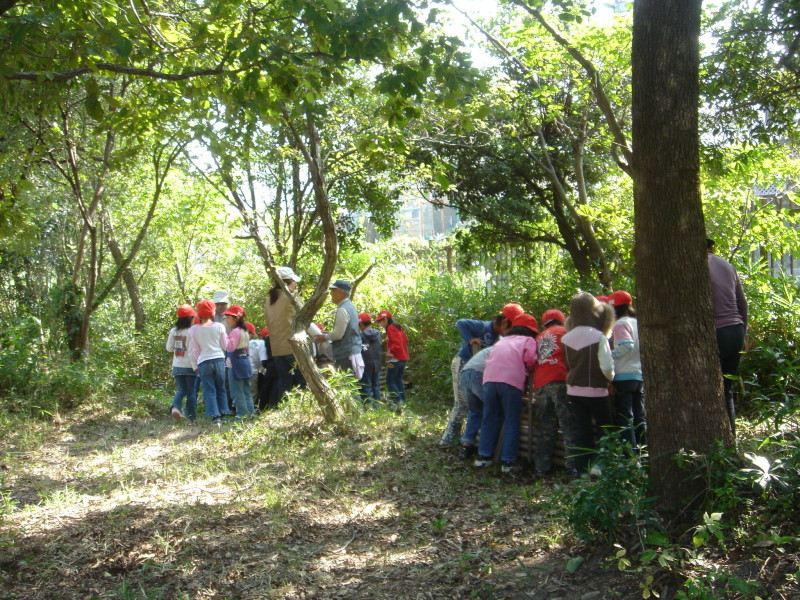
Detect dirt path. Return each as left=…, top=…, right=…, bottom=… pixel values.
left=0, top=398, right=642, bottom=599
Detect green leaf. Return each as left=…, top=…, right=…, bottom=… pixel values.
left=85, top=92, right=104, bottom=121
left=433, top=172, right=450, bottom=190
left=565, top=556, right=584, bottom=573
left=114, top=35, right=133, bottom=58
left=645, top=531, right=670, bottom=547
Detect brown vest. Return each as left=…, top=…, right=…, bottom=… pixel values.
left=564, top=341, right=611, bottom=390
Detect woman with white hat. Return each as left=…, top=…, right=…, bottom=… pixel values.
left=263, top=267, right=305, bottom=406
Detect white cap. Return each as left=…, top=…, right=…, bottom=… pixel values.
left=276, top=266, right=301, bottom=282
left=212, top=290, right=229, bottom=304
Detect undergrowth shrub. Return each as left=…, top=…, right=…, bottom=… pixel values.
left=0, top=354, right=116, bottom=417
left=738, top=267, right=800, bottom=418
left=0, top=316, right=157, bottom=417
left=555, top=434, right=654, bottom=544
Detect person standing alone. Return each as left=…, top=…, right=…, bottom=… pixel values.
left=707, top=238, right=748, bottom=436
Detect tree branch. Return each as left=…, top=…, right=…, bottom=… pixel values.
left=512, top=0, right=633, bottom=173
left=6, top=63, right=224, bottom=83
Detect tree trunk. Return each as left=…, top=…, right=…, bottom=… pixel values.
left=291, top=115, right=345, bottom=425
left=105, top=215, right=146, bottom=332
left=632, top=0, right=734, bottom=510
left=289, top=332, right=346, bottom=425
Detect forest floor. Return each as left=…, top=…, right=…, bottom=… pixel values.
left=0, top=389, right=794, bottom=599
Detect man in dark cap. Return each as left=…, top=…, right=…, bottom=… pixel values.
left=316, top=280, right=364, bottom=377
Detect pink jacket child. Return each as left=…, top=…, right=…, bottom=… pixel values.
left=475, top=313, right=539, bottom=472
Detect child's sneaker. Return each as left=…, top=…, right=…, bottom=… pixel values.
left=171, top=407, right=184, bottom=420
left=501, top=461, right=520, bottom=474
left=474, top=456, right=493, bottom=468
left=458, top=444, right=477, bottom=460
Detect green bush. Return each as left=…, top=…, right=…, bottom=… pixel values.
left=0, top=316, right=144, bottom=416
left=555, top=433, right=654, bottom=543
left=738, top=266, right=800, bottom=419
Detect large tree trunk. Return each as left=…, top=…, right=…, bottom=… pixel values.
left=632, top=0, right=734, bottom=509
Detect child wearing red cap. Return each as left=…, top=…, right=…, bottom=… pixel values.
left=189, top=299, right=230, bottom=423
left=475, top=314, right=539, bottom=473
left=223, top=305, right=254, bottom=419
left=375, top=310, right=409, bottom=411
left=167, top=304, right=199, bottom=421
left=608, top=290, right=645, bottom=451
left=532, top=309, right=577, bottom=477
left=357, top=313, right=382, bottom=404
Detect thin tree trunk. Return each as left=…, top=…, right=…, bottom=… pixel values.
left=632, top=0, right=734, bottom=510
left=283, top=112, right=345, bottom=426
left=105, top=213, right=146, bottom=332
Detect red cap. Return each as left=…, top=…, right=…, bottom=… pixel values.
left=196, top=300, right=215, bottom=318
left=596, top=295, right=609, bottom=303
left=223, top=304, right=246, bottom=318
left=375, top=310, right=392, bottom=321
left=513, top=313, right=539, bottom=334
left=541, top=309, right=566, bottom=326
left=260, top=327, right=269, bottom=337
left=193, top=316, right=201, bottom=325
left=244, top=322, right=256, bottom=335
left=315, top=322, right=324, bottom=331
left=608, top=291, right=632, bottom=307
left=177, top=304, right=197, bottom=318
left=502, top=303, right=524, bottom=321
left=358, top=312, right=372, bottom=323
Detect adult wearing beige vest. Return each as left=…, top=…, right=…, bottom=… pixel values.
left=263, top=267, right=305, bottom=407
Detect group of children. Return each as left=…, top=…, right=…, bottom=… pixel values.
left=447, top=292, right=643, bottom=477
left=166, top=299, right=258, bottom=423
left=165, top=285, right=643, bottom=473
left=166, top=292, right=411, bottom=422
left=356, top=310, right=410, bottom=409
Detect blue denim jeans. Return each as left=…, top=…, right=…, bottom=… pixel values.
left=613, top=379, right=645, bottom=449
left=198, top=358, right=227, bottom=419
left=359, top=371, right=382, bottom=403
left=171, top=367, right=198, bottom=420
left=478, top=381, right=523, bottom=463
left=228, top=368, right=254, bottom=417
left=385, top=360, right=406, bottom=405
left=459, top=368, right=484, bottom=446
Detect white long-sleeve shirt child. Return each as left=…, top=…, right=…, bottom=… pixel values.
left=188, top=322, right=228, bottom=370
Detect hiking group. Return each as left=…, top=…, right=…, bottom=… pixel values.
left=167, top=243, right=746, bottom=470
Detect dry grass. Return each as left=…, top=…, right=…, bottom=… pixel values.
left=0, top=389, right=655, bottom=600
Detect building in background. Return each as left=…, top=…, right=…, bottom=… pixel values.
left=751, top=181, right=800, bottom=278
left=362, top=196, right=460, bottom=243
